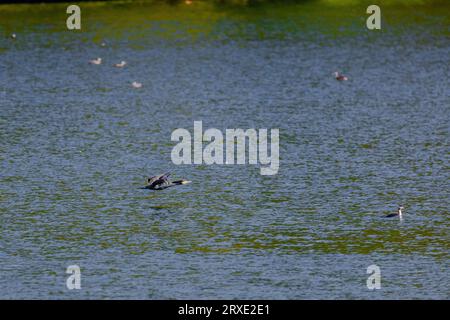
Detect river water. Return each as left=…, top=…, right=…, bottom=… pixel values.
left=0, top=1, right=449, bottom=299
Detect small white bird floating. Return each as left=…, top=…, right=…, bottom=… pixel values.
left=334, top=71, right=348, bottom=81
left=89, top=57, right=102, bottom=65
left=114, top=61, right=127, bottom=68
left=10, top=33, right=16, bottom=40
left=132, top=81, right=142, bottom=88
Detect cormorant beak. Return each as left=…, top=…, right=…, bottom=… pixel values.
left=181, top=180, right=191, bottom=184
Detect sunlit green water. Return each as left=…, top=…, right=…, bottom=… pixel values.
left=0, top=1, right=449, bottom=299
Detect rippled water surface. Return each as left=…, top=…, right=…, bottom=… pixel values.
left=0, top=1, right=449, bottom=299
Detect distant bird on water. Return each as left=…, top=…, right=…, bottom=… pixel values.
left=141, top=173, right=191, bottom=190
left=10, top=33, right=16, bottom=40
left=89, top=57, right=102, bottom=65
left=114, top=61, right=127, bottom=68
left=334, top=71, right=348, bottom=81
left=385, top=206, right=405, bottom=219
left=132, top=81, right=142, bottom=88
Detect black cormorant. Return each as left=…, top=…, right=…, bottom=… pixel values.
left=142, top=173, right=191, bottom=190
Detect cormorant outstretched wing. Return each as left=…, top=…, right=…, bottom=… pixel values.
left=147, top=172, right=170, bottom=184
left=147, top=172, right=171, bottom=189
